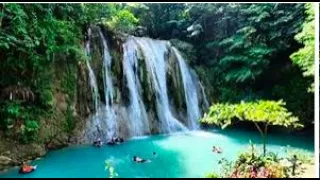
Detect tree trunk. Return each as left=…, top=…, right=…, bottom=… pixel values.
left=254, top=122, right=267, bottom=156
left=262, top=134, right=266, bottom=156
left=263, top=124, right=269, bottom=157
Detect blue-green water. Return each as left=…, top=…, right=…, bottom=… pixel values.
left=0, top=129, right=314, bottom=178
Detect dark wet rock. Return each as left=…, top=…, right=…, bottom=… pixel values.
left=133, top=26, right=148, bottom=37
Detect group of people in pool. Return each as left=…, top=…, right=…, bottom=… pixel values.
left=93, top=135, right=156, bottom=164
left=93, top=137, right=124, bottom=148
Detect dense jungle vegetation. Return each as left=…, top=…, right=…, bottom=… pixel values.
left=0, top=3, right=314, bottom=144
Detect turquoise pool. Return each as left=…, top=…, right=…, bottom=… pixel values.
left=0, top=129, right=314, bottom=178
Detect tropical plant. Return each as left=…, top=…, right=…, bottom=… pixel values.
left=207, top=145, right=290, bottom=178
left=0, top=101, right=21, bottom=130
left=200, top=100, right=303, bottom=156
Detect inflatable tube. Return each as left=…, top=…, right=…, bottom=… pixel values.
left=19, top=166, right=36, bottom=174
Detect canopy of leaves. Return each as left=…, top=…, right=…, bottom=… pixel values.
left=290, top=3, right=315, bottom=92
left=200, top=100, right=302, bottom=129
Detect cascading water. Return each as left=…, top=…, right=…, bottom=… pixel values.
left=84, top=28, right=103, bottom=142
left=85, top=28, right=100, bottom=111
left=122, top=37, right=150, bottom=136
left=85, top=28, right=118, bottom=142
left=134, top=37, right=187, bottom=133
left=85, top=29, right=209, bottom=141
left=98, top=29, right=117, bottom=140
left=172, top=47, right=200, bottom=129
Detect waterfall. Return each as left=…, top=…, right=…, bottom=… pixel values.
left=84, top=28, right=118, bottom=142
left=98, top=29, right=117, bottom=140
left=172, top=47, right=200, bottom=129
left=84, top=29, right=209, bottom=141
left=134, top=37, right=187, bottom=133
left=85, top=28, right=100, bottom=111
left=84, top=28, right=103, bottom=142
left=122, top=37, right=150, bottom=136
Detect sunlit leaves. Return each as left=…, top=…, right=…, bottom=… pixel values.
left=290, top=3, right=315, bottom=92
left=104, top=9, right=139, bottom=33
left=200, top=100, right=302, bottom=129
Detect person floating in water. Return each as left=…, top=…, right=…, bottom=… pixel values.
left=93, top=138, right=103, bottom=147
left=152, top=152, right=157, bottom=157
left=212, top=146, right=222, bottom=154
left=133, top=156, right=151, bottom=163
left=19, top=162, right=37, bottom=174
left=106, top=137, right=124, bottom=145
left=115, top=137, right=124, bottom=144
left=107, top=137, right=117, bottom=145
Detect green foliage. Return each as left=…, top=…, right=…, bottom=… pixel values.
left=205, top=173, right=220, bottom=178
left=105, top=160, right=119, bottom=178
left=201, top=100, right=302, bottom=129
left=206, top=144, right=306, bottom=178
left=271, top=73, right=314, bottom=124
left=64, top=105, right=74, bottom=134
left=104, top=9, right=138, bottom=33
left=81, top=4, right=139, bottom=33
left=132, top=3, right=188, bottom=39
left=201, top=100, right=302, bottom=156
left=231, top=151, right=288, bottom=178
left=0, top=101, right=21, bottom=130
left=0, top=100, right=40, bottom=143
left=0, top=4, right=83, bottom=142
left=61, top=62, right=77, bottom=133
left=290, top=3, right=315, bottom=92
left=20, top=119, right=39, bottom=143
